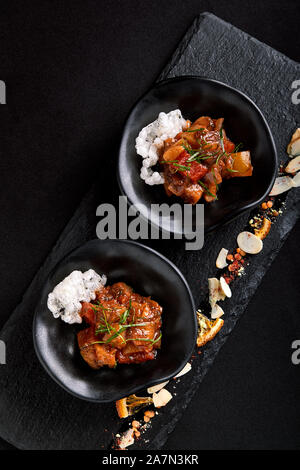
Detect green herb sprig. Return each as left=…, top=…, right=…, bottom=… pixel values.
left=219, top=127, right=225, bottom=152
left=88, top=297, right=162, bottom=348
left=119, top=299, right=132, bottom=324
left=185, top=127, right=205, bottom=133
left=198, top=181, right=217, bottom=199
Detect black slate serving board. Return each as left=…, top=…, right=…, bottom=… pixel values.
left=0, top=13, right=299, bottom=450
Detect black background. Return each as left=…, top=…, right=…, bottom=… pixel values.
left=0, top=0, right=299, bottom=450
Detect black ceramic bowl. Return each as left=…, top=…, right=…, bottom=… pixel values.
left=118, top=76, right=277, bottom=235
left=33, top=239, right=196, bottom=402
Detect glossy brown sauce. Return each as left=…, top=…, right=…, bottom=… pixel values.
left=77, top=282, right=162, bottom=369
left=161, top=116, right=253, bottom=204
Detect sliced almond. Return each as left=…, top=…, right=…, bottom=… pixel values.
left=292, top=171, right=300, bottom=187
left=118, top=428, right=135, bottom=449
left=153, top=389, right=173, bottom=408
left=269, top=176, right=293, bottom=196
left=211, top=304, right=225, bottom=319
left=208, top=278, right=225, bottom=307
left=174, top=362, right=191, bottom=379
left=220, top=276, right=232, bottom=298
left=287, top=129, right=300, bottom=156
left=147, top=381, right=169, bottom=394
left=237, top=231, right=263, bottom=254
left=285, top=156, right=300, bottom=174
left=216, top=248, right=228, bottom=269
left=288, top=138, right=300, bottom=157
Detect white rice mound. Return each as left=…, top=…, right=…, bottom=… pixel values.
left=135, top=109, right=186, bottom=185
left=47, top=269, right=107, bottom=324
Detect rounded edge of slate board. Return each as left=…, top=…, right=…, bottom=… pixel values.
left=33, top=239, right=197, bottom=403
left=117, top=75, right=278, bottom=235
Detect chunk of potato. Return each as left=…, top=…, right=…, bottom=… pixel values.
left=163, top=143, right=185, bottom=162
left=231, top=151, right=253, bottom=176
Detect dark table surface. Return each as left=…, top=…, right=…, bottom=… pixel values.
left=0, top=0, right=299, bottom=450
